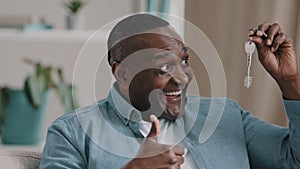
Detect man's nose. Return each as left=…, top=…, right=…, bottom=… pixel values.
left=170, top=65, right=189, bottom=86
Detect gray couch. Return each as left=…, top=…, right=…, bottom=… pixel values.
left=0, top=150, right=41, bottom=169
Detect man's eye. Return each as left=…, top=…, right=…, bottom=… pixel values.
left=181, top=59, right=189, bottom=66
left=160, top=64, right=173, bottom=72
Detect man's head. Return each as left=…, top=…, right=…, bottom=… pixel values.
left=108, top=14, right=193, bottom=121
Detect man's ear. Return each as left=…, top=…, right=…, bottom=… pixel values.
left=112, top=62, right=130, bottom=87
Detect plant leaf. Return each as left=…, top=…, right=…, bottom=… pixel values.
left=22, top=58, right=79, bottom=112
left=63, top=0, right=85, bottom=14
left=57, top=83, right=78, bottom=112
left=24, top=75, right=42, bottom=109
left=42, top=66, right=53, bottom=89
left=57, top=68, right=64, bottom=83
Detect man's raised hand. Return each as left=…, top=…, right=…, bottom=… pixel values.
left=249, top=22, right=300, bottom=100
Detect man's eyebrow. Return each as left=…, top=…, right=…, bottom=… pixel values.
left=152, top=51, right=172, bottom=60
left=152, top=46, right=188, bottom=60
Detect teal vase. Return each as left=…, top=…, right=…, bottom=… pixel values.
left=1, top=89, right=49, bottom=145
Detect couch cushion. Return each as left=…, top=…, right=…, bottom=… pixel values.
left=0, top=150, right=41, bottom=169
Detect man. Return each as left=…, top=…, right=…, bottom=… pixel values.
left=40, top=14, right=300, bottom=169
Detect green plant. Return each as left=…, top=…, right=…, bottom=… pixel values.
left=0, top=58, right=78, bottom=132
left=63, top=0, right=86, bottom=14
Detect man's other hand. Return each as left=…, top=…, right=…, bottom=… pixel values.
left=122, top=115, right=185, bottom=169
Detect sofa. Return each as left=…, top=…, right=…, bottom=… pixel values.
left=0, top=150, right=41, bottom=169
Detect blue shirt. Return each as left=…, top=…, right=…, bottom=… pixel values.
left=40, top=86, right=300, bottom=169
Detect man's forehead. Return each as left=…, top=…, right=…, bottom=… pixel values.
left=125, top=28, right=187, bottom=61
left=123, top=46, right=187, bottom=66
left=110, top=25, right=186, bottom=66
left=142, top=25, right=183, bottom=42
left=132, top=26, right=186, bottom=53
left=110, top=25, right=182, bottom=49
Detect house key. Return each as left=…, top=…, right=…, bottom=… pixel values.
left=244, top=40, right=256, bottom=88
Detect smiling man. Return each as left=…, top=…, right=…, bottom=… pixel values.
left=40, top=14, right=300, bottom=169
left=110, top=31, right=192, bottom=121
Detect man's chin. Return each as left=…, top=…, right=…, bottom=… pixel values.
left=160, top=105, right=184, bottom=120
left=159, top=94, right=186, bottom=120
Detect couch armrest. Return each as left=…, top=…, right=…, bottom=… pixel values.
left=0, top=150, right=41, bottom=169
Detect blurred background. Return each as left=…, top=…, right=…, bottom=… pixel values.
left=0, top=0, right=299, bottom=150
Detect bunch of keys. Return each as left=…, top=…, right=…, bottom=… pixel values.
left=244, top=38, right=256, bottom=88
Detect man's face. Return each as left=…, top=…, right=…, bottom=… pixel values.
left=116, top=27, right=193, bottom=121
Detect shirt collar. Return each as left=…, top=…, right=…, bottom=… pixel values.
left=109, top=83, right=142, bottom=125
left=108, top=82, right=188, bottom=137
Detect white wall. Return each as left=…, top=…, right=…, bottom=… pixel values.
left=0, top=0, right=136, bottom=29
left=0, top=0, right=186, bottom=147
left=0, top=0, right=137, bottom=146
left=0, top=32, right=101, bottom=144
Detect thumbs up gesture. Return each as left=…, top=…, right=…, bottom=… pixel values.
left=122, top=115, right=185, bottom=169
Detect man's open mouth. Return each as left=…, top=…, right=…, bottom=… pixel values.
left=163, top=90, right=183, bottom=102
left=164, top=90, right=182, bottom=96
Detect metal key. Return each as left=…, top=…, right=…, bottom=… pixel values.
left=244, top=40, right=256, bottom=88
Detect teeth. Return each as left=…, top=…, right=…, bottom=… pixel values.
left=164, top=90, right=182, bottom=96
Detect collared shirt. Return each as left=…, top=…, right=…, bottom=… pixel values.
left=111, top=84, right=197, bottom=168
left=40, top=84, right=300, bottom=169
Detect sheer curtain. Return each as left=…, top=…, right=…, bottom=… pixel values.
left=186, top=0, right=300, bottom=126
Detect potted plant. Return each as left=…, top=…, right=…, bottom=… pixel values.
left=0, top=58, right=78, bottom=145
left=63, top=0, right=86, bottom=29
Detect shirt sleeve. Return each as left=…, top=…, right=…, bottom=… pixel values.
left=39, top=118, right=87, bottom=169
left=242, top=99, right=300, bottom=169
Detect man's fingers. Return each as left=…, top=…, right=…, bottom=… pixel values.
left=250, top=22, right=283, bottom=48
left=175, top=156, right=185, bottom=165
left=248, top=22, right=286, bottom=54
left=173, top=145, right=185, bottom=156
left=257, top=22, right=271, bottom=36
left=168, top=156, right=184, bottom=167
left=146, top=114, right=160, bottom=141
left=272, top=33, right=286, bottom=52
left=265, top=23, right=281, bottom=46
left=248, top=28, right=256, bottom=36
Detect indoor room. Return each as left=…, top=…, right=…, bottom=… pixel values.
left=0, top=0, right=300, bottom=168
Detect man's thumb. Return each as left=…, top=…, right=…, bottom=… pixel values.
left=147, top=114, right=160, bottom=141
